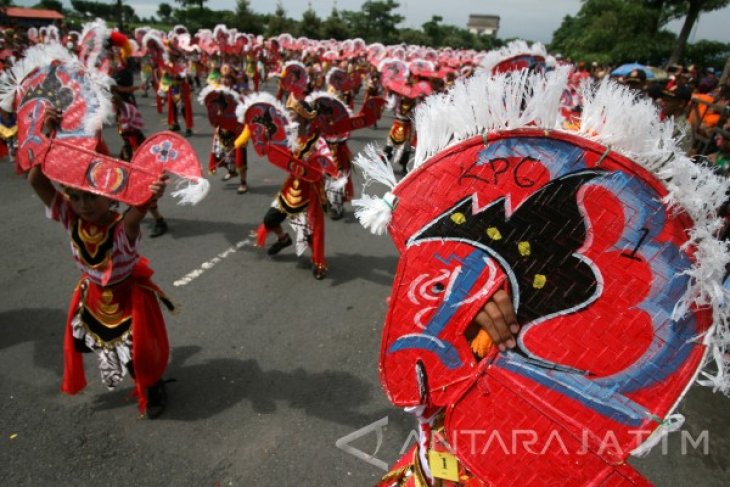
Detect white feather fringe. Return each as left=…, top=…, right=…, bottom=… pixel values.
left=141, top=30, right=168, bottom=63
left=0, top=43, right=74, bottom=111
left=197, top=84, right=243, bottom=106
left=79, top=18, right=110, bottom=69
left=237, top=91, right=297, bottom=150
left=385, top=93, right=397, bottom=112
left=0, top=43, right=114, bottom=134
left=413, top=66, right=570, bottom=169
left=478, top=40, right=550, bottom=75
left=352, top=68, right=730, bottom=399
left=353, top=193, right=397, bottom=236
left=631, top=414, right=685, bottom=457
left=351, top=144, right=399, bottom=235
left=329, top=173, right=350, bottom=192
left=305, top=90, right=354, bottom=116
left=170, top=177, right=210, bottom=205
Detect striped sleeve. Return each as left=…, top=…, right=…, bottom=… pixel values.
left=45, top=191, right=75, bottom=231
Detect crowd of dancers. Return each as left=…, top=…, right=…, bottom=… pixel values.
left=2, top=18, right=729, bottom=487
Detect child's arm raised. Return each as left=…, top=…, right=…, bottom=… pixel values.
left=27, top=106, right=62, bottom=207
left=123, top=174, right=168, bottom=241
left=28, top=165, right=57, bottom=208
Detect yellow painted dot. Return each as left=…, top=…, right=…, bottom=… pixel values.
left=518, top=241, right=531, bottom=257
left=533, top=274, right=547, bottom=289
left=450, top=212, right=466, bottom=225
left=486, top=227, right=502, bottom=240
left=9, top=433, right=18, bottom=440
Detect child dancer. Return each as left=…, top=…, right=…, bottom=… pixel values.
left=27, top=107, right=173, bottom=418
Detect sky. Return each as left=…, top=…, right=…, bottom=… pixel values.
left=17, top=0, right=730, bottom=44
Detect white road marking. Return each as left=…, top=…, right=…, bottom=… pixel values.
left=173, top=239, right=253, bottom=287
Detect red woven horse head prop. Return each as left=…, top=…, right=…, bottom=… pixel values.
left=198, top=85, right=243, bottom=133
left=237, top=92, right=336, bottom=182
left=353, top=68, right=730, bottom=486
left=306, top=91, right=385, bottom=136
left=1, top=45, right=207, bottom=206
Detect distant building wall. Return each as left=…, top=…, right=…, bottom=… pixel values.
left=1, top=7, right=64, bottom=29
left=467, top=14, right=500, bottom=37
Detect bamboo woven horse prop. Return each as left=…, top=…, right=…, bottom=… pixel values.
left=354, top=67, right=730, bottom=486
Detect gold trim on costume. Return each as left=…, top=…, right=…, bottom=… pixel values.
left=72, top=214, right=123, bottom=269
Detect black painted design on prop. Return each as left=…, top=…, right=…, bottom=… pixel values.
left=251, top=109, right=279, bottom=138
left=21, top=62, right=74, bottom=111
left=411, top=170, right=603, bottom=325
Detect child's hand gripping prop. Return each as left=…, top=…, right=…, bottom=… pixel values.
left=353, top=66, right=730, bottom=486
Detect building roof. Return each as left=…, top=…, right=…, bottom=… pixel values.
left=2, top=7, right=65, bottom=20
left=467, top=14, right=500, bottom=29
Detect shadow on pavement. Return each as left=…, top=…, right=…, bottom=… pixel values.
left=153, top=217, right=254, bottom=245
left=0, top=307, right=66, bottom=376
left=325, top=253, right=397, bottom=287
left=144, top=345, right=393, bottom=428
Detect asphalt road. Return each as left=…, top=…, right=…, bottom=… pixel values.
left=0, top=80, right=727, bottom=486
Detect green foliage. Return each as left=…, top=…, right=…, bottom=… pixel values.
left=173, top=6, right=234, bottom=32
left=341, top=0, right=404, bottom=44
left=157, top=3, right=173, bottom=22
left=659, top=0, right=730, bottom=22
left=321, top=8, right=351, bottom=40
left=173, top=0, right=207, bottom=9
left=684, top=39, right=730, bottom=67
left=419, top=15, right=500, bottom=50
left=235, top=0, right=264, bottom=36
left=550, top=0, right=677, bottom=64
left=266, top=1, right=293, bottom=37
left=71, top=0, right=112, bottom=17
left=33, top=0, right=64, bottom=12
left=398, top=27, right=430, bottom=46
left=298, top=4, right=322, bottom=39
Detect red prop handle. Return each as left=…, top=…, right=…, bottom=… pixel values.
left=266, top=144, right=323, bottom=183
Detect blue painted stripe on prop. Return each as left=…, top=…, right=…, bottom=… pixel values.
left=498, top=354, right=650, bottom=426
left=389, top=250, right=488, bottom=369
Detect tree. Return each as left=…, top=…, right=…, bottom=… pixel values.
left=665, top=0, right=730, bottom=64
left=33, top=0, right=64, bottom=12
left=115, top=0, right=124, bottom=31
left=173, top=7, right=234, bottom=31
left=550, top=0, right=676, bottom=65
left=684, top=39, right=730, bottom=67
left=174, top=0, right=207, bottom=9
left=235, top=0, right=263, bottom=35
left=71, top=0, right=115, bottom=18
left=266, top=1, right=292, bottom=37
left=341, top=0, right=403, bottom=44
left=422, top=15, right=444, bottom=46
left=398, top=28, right=430, bottom=46
left=298, top=2, right=322, bottom=38
left=157, top=3, right=173, bottom=22
left=322, top=7, right=350, bottom=40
